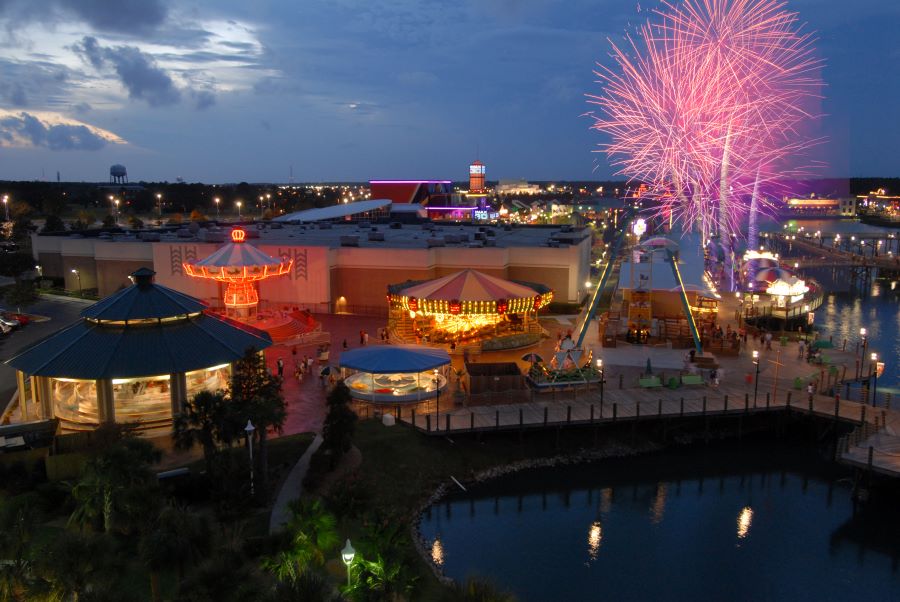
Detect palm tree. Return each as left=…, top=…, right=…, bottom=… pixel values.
left=0, top=505, right=36, bottom=601
left=272, top=568, right=345, bottom=601
left=230, top=348, right=287, bottom=501
left=69, top=437, right=161, bottom=533
left=30, top=531, right=119, bottom=602
left=172, top=390, right=242, bottom=478
left=263, top=498, right=339, bottom=579
left=140, top=504, right=213, bottom=601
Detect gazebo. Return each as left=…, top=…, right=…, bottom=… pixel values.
left=387, top=269, right=552, bottom=346
left=6, top=268, right=272, bottom=433
left=339, top=345, right=451, bottom=403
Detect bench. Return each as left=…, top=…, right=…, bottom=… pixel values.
left=639, top=376, right=662, bottom=388
left=681, top=374, right=705, bottom=386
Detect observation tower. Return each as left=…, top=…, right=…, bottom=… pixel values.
left=184, top=227, right=292, bottom=318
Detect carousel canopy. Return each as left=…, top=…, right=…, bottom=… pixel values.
left=339, top=345, right=450, bottom=374
left=191, top=240, right=285, bottom=269
left=751, top=267, right=794, bottom=283
left=397, top=269, right=540, bottom=302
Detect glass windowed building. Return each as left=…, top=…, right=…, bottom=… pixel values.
left=6, top=268, right=271, bottom=433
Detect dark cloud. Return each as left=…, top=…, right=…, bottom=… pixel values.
left=0, top=58, right=73, bottom=110
left=191, top=89, right=215, bottom=110
left=0, top=111, right=107, bottom=150
left=72, top=102, right=92, bottom=114
left=74, top=36, right=181, bottom=106
left=62, top=0, right=167, bottom=33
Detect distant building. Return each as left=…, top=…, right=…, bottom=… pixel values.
left=469, top=160, right=485, bottom=193
left=496, top=180, right=541, bottom=195
left=368, top=180, right=452, bottom=206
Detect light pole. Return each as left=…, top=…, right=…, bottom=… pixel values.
left=870, top=352, right=878, bottom=407
left=752, top=350, right=760, bottom=407
left=2, top=195, right=8, bottom=221
left=433, top=368, right=440, bottom=431
left=214, top=197, right=220, bottom=220
left=236, top=200, right=243, bottom=220
left=596, top=358, right=604, bottom=412
left=114, top=199, right=120, bottom=224
left=71, top=268, right=82, bottom=296
left=341, top=539, right=355, bottom=588
left=858, top=327, right=867, bottom=379
left=156, top=193, right=162, bottom=222
left=244, top=419, right=255, bottom=497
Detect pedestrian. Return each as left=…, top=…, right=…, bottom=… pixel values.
left=276, top=357, right=284, bottom=377
left=765, top=331, right=772, bottom=351
left=343, top=338, right=348, bottom=350
left=798, top=338, right=806, bottom=359
left=360, top=330, right=365, bottom=345
left=807, top=382, right=814, bottom=403
left=307, top=355, right=314, bottom=371
left=364, top=331, right=369, bottom=346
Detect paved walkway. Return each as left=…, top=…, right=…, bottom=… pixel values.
left=269, top=433, right=323, bottom=533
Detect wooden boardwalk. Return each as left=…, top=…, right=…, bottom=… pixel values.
left=394, top=384, right=900, bottom=479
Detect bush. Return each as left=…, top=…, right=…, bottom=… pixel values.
left=545, top=301, right=583, bottom=314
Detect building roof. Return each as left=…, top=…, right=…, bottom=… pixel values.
left=395, top=269, right=541, bottom=302
left=275, top=199, right=391, bottom=222
left=7, top=315, right=272, bottom=379
left=339, top=345, right=450, bottom=374
left=82, top=268, right=206, bottom=321
left=7, top=268, right=272, bottom=379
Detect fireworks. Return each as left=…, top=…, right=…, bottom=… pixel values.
left=587, top=0, right=823, bottom=240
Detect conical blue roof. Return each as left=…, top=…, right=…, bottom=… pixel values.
left=81, top=268, right=206, bottom=321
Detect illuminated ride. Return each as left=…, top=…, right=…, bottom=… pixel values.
left=387, top=270, right=553, bottom=347
left=339, top=345, right=450, bottom=404
left=184, top=227, right=292, bottom=318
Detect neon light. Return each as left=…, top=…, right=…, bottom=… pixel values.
left=369, top=180, right=452, bottom=184
left=231, top=228, right=246, bottom=243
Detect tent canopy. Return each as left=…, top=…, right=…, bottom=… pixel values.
left=191, top=241, right=285, bottom=269
left=397, top=269, right=539, bottom=302
left=339, top=345, right=450, bottom=374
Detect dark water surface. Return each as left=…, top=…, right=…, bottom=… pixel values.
left=419, top=443, right=900, bottom=601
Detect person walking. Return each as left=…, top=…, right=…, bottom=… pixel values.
left=807, top=382, right=814, bottom=403
left=798, top=338, right=806, bottom=359
left=277, top=357, right=284, bottom=378
left=765, top=331, right=773, bottom=351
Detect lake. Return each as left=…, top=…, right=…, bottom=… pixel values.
left=419, top=443, right=900, bottom=601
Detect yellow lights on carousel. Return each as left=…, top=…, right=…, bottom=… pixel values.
left=587, top=521, right=603, bottom=560
left=737, top=506, right=753, bottom=539
left=431, top=538, right=445, bottom=567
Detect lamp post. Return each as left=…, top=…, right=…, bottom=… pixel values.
left=2, top=195, right=8, bottom=221
left=433, top=368, right=440, bottom=431
left=244, top=419, right=255, bottom=497
left=236, top=200, right=242, bottom=220
left=156, top=193, right=162, bottom=222
left=870, top=352, right=878, bottom=407
left=114, top=199, right=120, bottom=225
left=752, top=350, right=760, bottom=407
left=71, top=269, right=82, bottom=297
left=596, top=358, right=604, bottom=411
left=341, top=539, right=355, bottom=588
left=214, top=197, right=220, bottom=220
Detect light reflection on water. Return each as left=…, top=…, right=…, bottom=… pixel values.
left=419, top=446, right=900, bottom=601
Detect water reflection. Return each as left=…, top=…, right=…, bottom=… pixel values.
left=650, top=482, right=668, bottom=524
left=587, top=521, right=602, bottom=560
left=431, top=537, right=444, bottom=567
left=737, top=506, right=753, bottom=539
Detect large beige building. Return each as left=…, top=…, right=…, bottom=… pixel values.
left=33, top=222, right=592, bottom=315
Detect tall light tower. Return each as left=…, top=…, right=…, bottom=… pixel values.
left=156, top=193, right=162, bottom=221
left=214, top=197, right=220, bottom=219
left=2, top=195, right=9, bottom=221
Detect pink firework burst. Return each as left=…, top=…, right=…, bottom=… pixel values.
left=587, top=0, right=824, bottom=240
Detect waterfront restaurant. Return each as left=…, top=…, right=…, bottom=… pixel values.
left=6, top=268, right=272, bottom=433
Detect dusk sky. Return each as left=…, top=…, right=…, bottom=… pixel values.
left=0, top=0, right=898, bottom=184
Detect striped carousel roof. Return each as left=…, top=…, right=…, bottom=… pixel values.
left=396, top=269, right=541, bottom=302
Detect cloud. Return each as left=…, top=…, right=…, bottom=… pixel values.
left=191, top=88, right=215, bottom=110
left=0, top=0, right=168, bottom=35
left=0, top=110, right=124, bottom=150
left=74, top=36, right=181, bottom=106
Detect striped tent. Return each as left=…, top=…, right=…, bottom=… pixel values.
left=398, top=270, right=540, bottom=303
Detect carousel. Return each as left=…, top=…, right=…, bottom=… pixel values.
left=387, top=269, right=553, bottom=346
left=339, top=346, right=450, bottom=403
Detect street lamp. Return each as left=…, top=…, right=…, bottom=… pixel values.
left=156, top=193, right=162, bottom=221
left=752, top=350, right=760, bottom=407
left=244, top=419, right=255, bottom=497
left=214, top=197, right=220, bottom=220
left=2, top=195, right=8, bottom=221
left=596, top=358, right=605, bottom=411
left=236, top=200, right=243, bottom=220
left=114, top=199, right=120, bottom=224
left=341, top=539, right=355, bottom=588
left=870, top=352, right=879, bottom=407
left=71, top=268, right=82, bottom=297
left=433, top=368, right=440, bottom=431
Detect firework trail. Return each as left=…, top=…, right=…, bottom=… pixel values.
left=587, top=0, right=824, bottom=241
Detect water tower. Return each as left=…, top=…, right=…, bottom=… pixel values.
left=110, top=164, right=128, bottom=184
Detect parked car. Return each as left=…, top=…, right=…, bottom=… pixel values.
left=0, top=315, right=19, bottom=330
left=4, top=313, right=29, bottom=326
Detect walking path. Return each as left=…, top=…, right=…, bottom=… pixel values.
left=269, top=433, right=323, bottom=534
